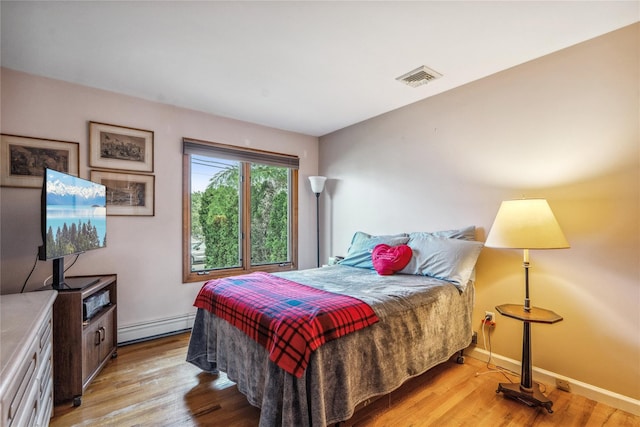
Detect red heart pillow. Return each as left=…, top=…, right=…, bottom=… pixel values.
left=372, top=244, right=413, bottom=275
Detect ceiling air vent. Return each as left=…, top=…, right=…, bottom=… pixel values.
left=396, top=65, right=442, bottom=87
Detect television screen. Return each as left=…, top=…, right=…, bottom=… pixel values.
left=40, top=168, right=107, bottom=260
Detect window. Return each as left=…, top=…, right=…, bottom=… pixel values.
left=182, top=138, right=298, bottom=282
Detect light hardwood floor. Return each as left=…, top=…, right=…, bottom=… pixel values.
left=50, top=332, right=638, bottom=426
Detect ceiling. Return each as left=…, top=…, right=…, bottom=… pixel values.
left=1, top=1, right=638, bottom=137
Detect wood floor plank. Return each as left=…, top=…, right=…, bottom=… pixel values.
left=50, top=332, right=639, bottom=427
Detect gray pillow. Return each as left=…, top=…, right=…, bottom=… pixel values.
left=408, top=225, right=476, bottom=241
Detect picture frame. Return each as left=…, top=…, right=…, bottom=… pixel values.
left=1, top=134, right=80, bottom=188
left=90, top=170, right=155, bottom=216
left=89, top=122, right=154, bottom=173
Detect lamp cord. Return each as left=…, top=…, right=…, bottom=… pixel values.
left=476, top=320, right=518, bottom=383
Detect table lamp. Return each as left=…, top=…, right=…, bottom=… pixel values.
left=485, top=198, right=569, bottom=412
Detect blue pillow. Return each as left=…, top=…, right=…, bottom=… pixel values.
left=338, top=232, right=409, bottom=269
left=399, top=235, right=484, bottom=291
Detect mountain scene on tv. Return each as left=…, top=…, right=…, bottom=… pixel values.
left=45, top=171, right=107, bottom=259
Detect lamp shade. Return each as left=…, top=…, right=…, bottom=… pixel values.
left=485, top=199, right=569, bottom=249
left=309, top=176, right=327, bottom=194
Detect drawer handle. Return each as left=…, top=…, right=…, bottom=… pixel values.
left=94, top=327, right=106, bottom=345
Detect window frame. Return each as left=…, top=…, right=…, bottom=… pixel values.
left=182, top=138, right=298, bottom=283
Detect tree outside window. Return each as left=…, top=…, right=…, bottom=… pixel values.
left=183, top=139, right=298, bottom=282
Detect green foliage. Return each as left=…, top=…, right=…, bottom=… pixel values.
left=199, top=166, right=240, bottom=269
left=251, top=165, right=289, bottom=264
left=251, top=164, right=288, bottom=264
left=264, top=190, right=288, bottom=261
left=190, top=191, right=203, bottom=240
left=195, top=161, right=289, bottom=270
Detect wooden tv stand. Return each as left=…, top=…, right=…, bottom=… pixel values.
left=53, top=275, right=117, bottom=406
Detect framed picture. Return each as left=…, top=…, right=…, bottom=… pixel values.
left=90, top=170, right=155, bottom=216
left=1, top=134, right=80, bottom=188
left=89, top=122, right=154, bottom=172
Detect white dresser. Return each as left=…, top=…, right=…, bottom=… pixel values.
left=0, top=290, right=57, bottom=427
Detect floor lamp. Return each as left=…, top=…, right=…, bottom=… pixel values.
left=485, top=199, right=569, bottom=413
left=309, top=176, right=326, bottom=268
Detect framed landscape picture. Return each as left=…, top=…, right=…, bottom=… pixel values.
left=89, top=122, right=154, bottom=172
left=0, top=134, right=80, bottom=188
left=90, top=170, right=155, bottom=216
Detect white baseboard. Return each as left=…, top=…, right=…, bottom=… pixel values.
left=118, top=312, right=196, bottom=344
left=466, top=347, right=640, bottom=416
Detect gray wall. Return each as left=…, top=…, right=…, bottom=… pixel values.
left=0, top=68, right=320, bottom=341
left=319, top=24, right=639, bottom=400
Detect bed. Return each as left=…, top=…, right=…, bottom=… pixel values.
left=187, top=228, right=483, bottom=427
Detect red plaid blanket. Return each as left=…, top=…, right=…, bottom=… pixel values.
left=194, top=272, right=379, bottom=377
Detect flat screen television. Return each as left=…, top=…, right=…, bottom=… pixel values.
left=38, top=168, right=107, bottom=290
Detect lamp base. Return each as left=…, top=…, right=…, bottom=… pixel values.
left=496, top=382, right=554, bottom=414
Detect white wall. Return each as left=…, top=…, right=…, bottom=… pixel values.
left=319, top=24, right=639, bottom=401
left=0, top=68, right=320, bottom=340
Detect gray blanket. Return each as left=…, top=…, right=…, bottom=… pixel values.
left=186, top=265, right=474, bottom=426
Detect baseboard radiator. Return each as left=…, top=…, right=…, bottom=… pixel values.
left=117, top=312, right=196, bottom=346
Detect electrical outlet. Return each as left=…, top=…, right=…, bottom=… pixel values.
left=556, top=378, right=571, bottom=392
left=484, top=311, right=495, bottom=322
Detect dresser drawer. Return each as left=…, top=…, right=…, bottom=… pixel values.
left=37, top=340, right=53, bottom=403
left=37, top=309, right=54, bottom=425
left=37, top=314, right=52, bottom=354
left=1, top=339, right=38, bottom=427
left=8, top=380, right=39, bottom=427
left=0, top=291, right=57, bottom=427
left=36, top=376, right=53, bottom=427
